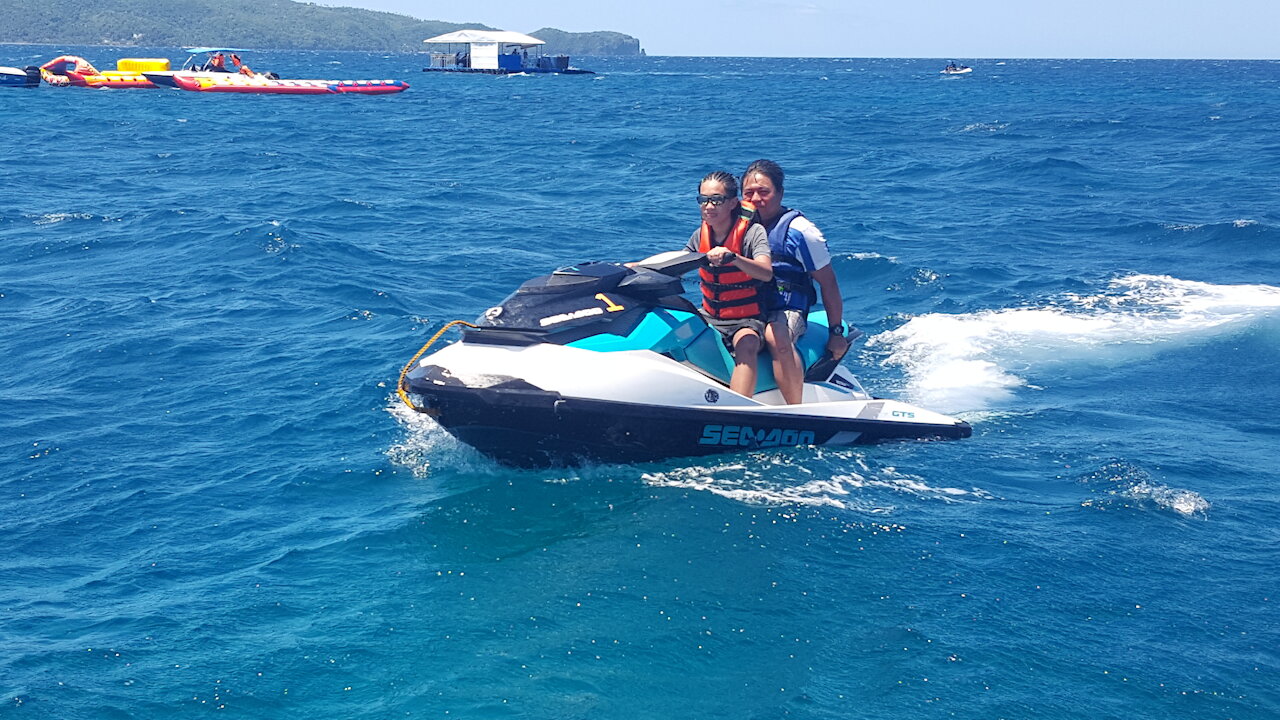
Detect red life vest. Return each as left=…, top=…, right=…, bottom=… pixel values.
left=698, top=201, right=762, bottom=320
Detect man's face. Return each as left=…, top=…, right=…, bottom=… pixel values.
left=742, top=173, right=782, bottom=219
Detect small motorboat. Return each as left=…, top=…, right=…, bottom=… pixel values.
left=143, top=47, right=408, bottom=95
left=941, top=62, right=973, bottom=75
left=0, top=65, right=41, bottom=88
left=397, top=252, right=970, bottom=467
left=141, top=47, right=250, bottom=88
left=38, top=55, right=168, bottom=88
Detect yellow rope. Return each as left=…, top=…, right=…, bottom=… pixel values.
left=397, top=320, right=479, bottom=411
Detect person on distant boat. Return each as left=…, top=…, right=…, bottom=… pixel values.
left=684, top=170, right=774, bottom=398
left=206, top=52, right=231, bottom=73
left=741, top=159, right=850, bottom=405
left=230, top=54, right=254, bottom=77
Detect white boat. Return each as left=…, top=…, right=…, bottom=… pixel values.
left=0, top=65, right=41, bottom=88
left=941, top=63, right=973, bottom=75
left=142, top=47, right=255, bottom=88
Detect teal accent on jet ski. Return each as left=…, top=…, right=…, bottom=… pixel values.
left=569, top=307, right=836, bottom=394
left=797, top=309, right=834, bottom=369
left=566, top=309, right=697, bottom=353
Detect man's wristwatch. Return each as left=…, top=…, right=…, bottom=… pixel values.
left=829, top=322, right=845, bottom=337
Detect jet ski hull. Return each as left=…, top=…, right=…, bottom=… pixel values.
left=412, top=375, right=971, bottom=467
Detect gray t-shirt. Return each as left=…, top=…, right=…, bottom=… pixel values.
left=683, top=222, right=770, bottom=260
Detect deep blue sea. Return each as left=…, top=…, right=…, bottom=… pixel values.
left=2, top=46, right=1279, bottom=718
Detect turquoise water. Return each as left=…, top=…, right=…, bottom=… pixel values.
left=2, top=47, right=1279, bottom=718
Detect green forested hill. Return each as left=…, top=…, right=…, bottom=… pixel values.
left=0, top=0, right=644, bottom=54
left=527, top=28, right=645, bottom=57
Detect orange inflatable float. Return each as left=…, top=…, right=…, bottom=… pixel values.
left=40, top=56, right=170, bottom=88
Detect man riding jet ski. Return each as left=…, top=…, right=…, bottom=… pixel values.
left=397, top=251, right=971, bottom=467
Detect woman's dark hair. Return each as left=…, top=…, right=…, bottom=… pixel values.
left=700, top=170, right=739, bottom=197
left=742, top=159, right=784, bottom=194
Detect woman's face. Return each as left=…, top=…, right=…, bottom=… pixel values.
left=698, top=179, right=738, bottom=225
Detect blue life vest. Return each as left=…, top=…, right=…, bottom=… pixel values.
left=764, top=209, right=818, bottom=312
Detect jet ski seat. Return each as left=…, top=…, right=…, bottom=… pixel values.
left=564, top=302, right=843, bottom=397
left=666, top=309, right=838, bottom=395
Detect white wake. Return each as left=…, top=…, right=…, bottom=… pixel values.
left=867, top=274, right=1280, bottom=412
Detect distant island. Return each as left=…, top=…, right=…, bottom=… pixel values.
left=0, top=0, right=645, bottom=55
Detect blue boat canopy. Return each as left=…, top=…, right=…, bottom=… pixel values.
left=183, top=47, right=253, bottom=54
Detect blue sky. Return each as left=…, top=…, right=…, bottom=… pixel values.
left=330, top=0, right=1278, bottom=58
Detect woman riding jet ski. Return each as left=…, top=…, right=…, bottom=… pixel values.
left=397, top=251, right=971, bottom=467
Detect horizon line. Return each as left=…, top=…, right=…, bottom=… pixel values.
left=2, top=42, right=1277, bottom=61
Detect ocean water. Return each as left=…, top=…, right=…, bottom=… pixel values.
left=2, top=46, right=1278, bottom=718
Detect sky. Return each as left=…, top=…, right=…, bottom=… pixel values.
left=326, top=0, right=1279, bottom=59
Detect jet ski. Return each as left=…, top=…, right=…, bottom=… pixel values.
left=397, top=251, right=971, bottom=467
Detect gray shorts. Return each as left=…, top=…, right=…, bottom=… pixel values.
left=767, top=309, right=808, bottom=342
left=707, top=316, right=765, bottom=353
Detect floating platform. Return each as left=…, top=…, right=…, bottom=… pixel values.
left=422, top=30, right=596, bottom=76
left=421, top=67, right=594, bottom=75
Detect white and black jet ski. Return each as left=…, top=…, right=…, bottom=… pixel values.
left=397, top=251, right=971, bottom=467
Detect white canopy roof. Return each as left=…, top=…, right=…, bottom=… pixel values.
left=423, top=30, right=545, bottom=46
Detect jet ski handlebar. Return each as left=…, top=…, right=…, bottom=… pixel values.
left=628, top=250, right=707, bottom=277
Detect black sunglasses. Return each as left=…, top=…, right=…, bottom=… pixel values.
left=697, top=194, right=732, bottom=207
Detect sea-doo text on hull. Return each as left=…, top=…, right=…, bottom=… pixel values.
left=398, top=252, right=970, bottom=467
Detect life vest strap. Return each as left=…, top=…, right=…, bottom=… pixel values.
left=702, top=299, right=762, bottom=319
left=699, top=266, right=754, bottom=287
left=703, top=286, right=757, bottom=304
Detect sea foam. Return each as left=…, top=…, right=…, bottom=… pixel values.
left=641, top=451, right=988, bottom=511
left=1079, top=460, right=1210, bottom=517
left=867, top=274, right=1280, bottom=412
left=386, top=398, right=497, bottom=478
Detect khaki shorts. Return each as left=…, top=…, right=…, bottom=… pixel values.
left=767, top=309, right=808, bottom=342
left=707, top=316, right=765, bottom=354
